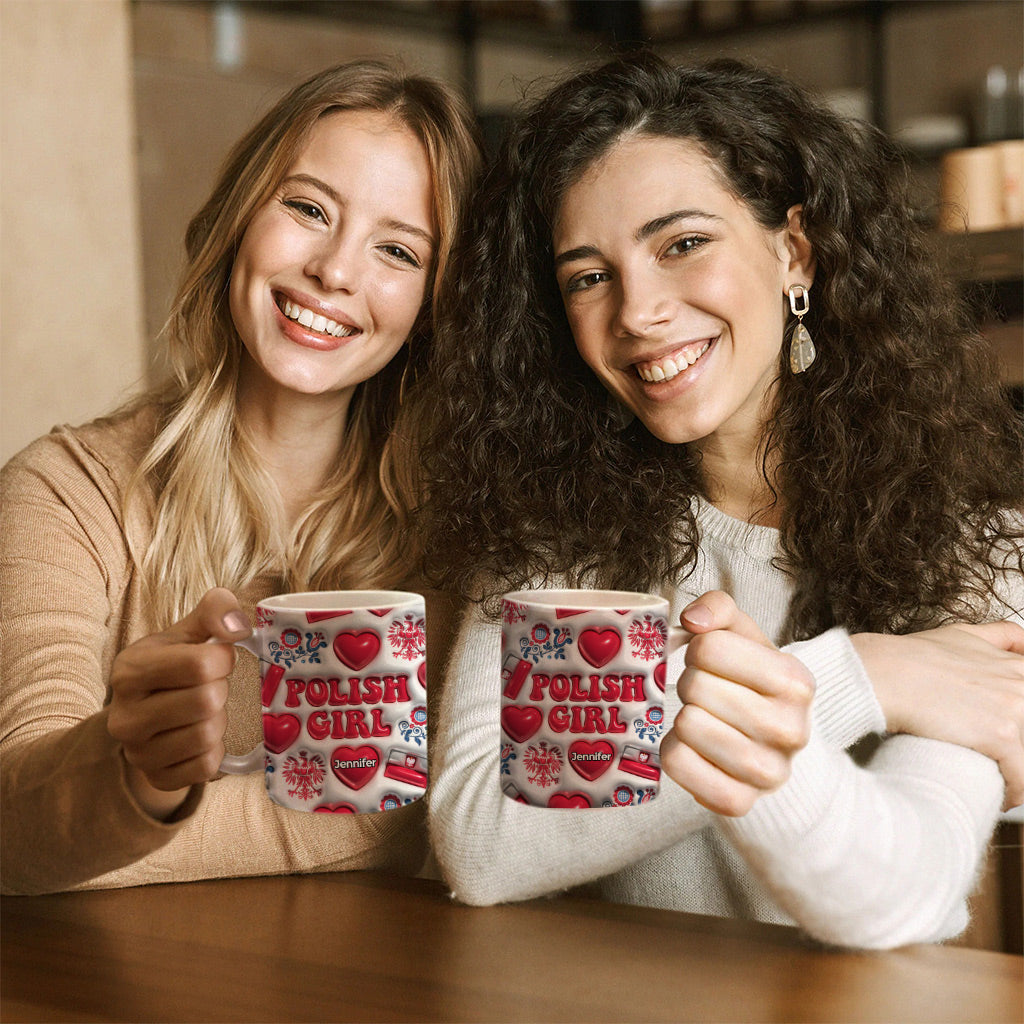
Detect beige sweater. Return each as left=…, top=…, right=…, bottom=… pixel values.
left=0, top=406, right=460, bottom=895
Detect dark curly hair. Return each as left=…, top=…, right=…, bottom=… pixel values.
left=413, top=52, right=1023, bottom=640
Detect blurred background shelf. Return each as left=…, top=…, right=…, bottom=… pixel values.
left=947, top=226, right=1024, bottom=284
left=240, top=0, right=1009, bottom=132
left=944, top=228, right=1024, bottom=394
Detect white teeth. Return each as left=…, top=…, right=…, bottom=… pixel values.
left=636, top=342, right=711, bottom=383
left=281, top=298, right=357, bottom=338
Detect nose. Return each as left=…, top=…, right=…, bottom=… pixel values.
left=304, top=234, right=363, bottom=294
left=612, top=266, right=674, bottom=339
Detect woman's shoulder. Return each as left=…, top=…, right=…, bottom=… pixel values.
left=2, top=402, right=162, bottom=498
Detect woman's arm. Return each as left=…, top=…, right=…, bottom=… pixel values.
left=1, top=432, right=426, bottom=894
left=670, top=593, right=1005, bottom=948
left=0, top=438, right=203, bottom=893
left=769, top=578, right=1024, bottom=810
left=720, top=728, right=1002, bottom=948
left=852, top=620, right=1024, bottom=809
left=428, top=602, right=712, bottom=906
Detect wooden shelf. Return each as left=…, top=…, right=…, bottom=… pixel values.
left=944, top=227, right=1024, bottom=284
left=236, top=0, right=969, bottom=50
left=940, top=229, right=1024, bottom=391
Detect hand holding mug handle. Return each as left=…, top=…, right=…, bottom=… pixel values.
left=660, top=591, right=815, bottom=817
left=108, top=587, right=251, bottom=819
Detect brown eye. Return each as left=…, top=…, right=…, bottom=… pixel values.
left=566, top=270, right=609, bottom=295
left=380, top=244, right=421, bottom=269
left=284, top=199, right=326, bottom=222
left=664, top=236, right=708, bottom=257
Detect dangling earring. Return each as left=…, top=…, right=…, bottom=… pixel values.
left=787, top=284, right=816, bottom=374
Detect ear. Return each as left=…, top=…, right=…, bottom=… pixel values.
left=781, top=204, right=815, bottom=290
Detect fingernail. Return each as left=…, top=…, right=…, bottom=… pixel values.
left=682, top=603, right=713, bottom=629
left=222, top=611, right=249, bottom=636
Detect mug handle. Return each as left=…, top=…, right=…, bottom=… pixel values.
left=667, top=624, right=690, bottom=654
left=211, top=633, right=266, bottom=774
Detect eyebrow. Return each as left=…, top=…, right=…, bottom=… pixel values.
left=635, top=209, right=722, bottom=242
left=281, top=173, right=436, bottom=249
left=554, top=208, right=722, bottom=268
left=553, top=244, right=602, bottom=269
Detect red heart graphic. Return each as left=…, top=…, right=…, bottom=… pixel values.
left=653, top=663, right=666, bottom=692
left=555, top=608, right=587, bottom=619
left=418, top=661, right=427, bottom=689
left=549, top=792, right=592, bottom=809
left=314, top=803, right=357, bottom=813
left=262, top=713, right=301, bottom=754
left=568, top=740, right=615, bottom=781
left=261, top=663, right=285, bottom=708
left=334, top=630, right=381, bottom=671
left=500, top=705, right=543, bottom=743
left=331, top=744, right=380, bottom=790
left=578, top=627, right=621, bottom=668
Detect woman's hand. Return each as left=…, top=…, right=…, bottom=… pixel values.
left=107, top=587, right=251, bottom=819
left=852, top=622, right=1024, bottom=810
left=660, top=591, right=815, bottom=817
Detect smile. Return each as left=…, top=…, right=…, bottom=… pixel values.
left=634, top=338, right=713, bottom=382
left=277, top=296, right=359, bottom=339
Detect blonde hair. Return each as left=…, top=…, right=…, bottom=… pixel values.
left=127, top=60, right=482, bottom=626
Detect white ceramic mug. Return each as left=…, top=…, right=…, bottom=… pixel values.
left=221, top=590, right=428, bottom=814
left=498, top=589, right=684, bottom=809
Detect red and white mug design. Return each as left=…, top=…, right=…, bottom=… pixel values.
left=499, top=589, right=683, bottom=809
left=220, top=590, right=428, bottom=814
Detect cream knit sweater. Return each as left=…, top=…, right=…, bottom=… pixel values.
left=428, top=500, right=1020, bottom=949
left=1, top=407, right=460, bottom=895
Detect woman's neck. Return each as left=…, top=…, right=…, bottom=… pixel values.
left=693, top=426, right=782, bottom=529
left=236, top=374, right=353, bottom=526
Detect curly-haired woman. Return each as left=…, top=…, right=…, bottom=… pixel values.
left=417, top=53, right=1023, bottom=948
left=0, top=60, right=482, bottom=894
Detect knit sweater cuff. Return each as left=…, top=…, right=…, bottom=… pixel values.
left=729, top=728, right=849, bottom=842
left=785, top=628, right=885, bottom=749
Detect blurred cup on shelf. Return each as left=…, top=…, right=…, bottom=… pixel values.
left=938, top=146, right=1005, bottom=232
left=895, top=115, right=968, bottom=157
left=824, top=88, right=871, bottom=123
left=995, top=139, right=1024, bottom=226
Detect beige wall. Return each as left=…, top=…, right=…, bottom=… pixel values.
left=1, top=0, right=145, bottom=465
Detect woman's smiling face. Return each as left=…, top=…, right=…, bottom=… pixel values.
left=553, top=133, right=811, bottom=451
left=229, top=107, right=436, bottom=405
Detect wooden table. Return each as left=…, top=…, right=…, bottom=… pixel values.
left=2, top=872, right=1021, bottom=1023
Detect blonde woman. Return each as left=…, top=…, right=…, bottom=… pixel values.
left=0, top=60, right=482, bottom=894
